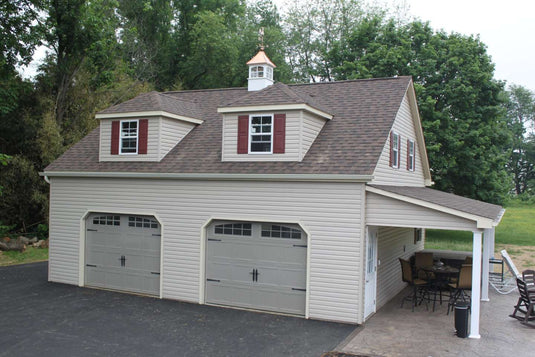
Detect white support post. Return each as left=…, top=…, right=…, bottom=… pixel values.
left=481, top=229, right=491, bottom=302
left=489, top=228, right=495, bottom=259
left=469, top=230, right=482, bottom=339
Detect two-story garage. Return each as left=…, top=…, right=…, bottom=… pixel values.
left=43, top=49, right=503, bottom=335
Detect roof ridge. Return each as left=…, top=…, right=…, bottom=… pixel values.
left=158, top=91, right=198, bottom=105
left=288, top=76, right=412, bottom=88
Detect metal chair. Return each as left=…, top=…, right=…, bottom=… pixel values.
left=447, top=264, right=472, bottom=314
left=510, top=278, right=535, bottom=327
left=399, top=258, right=429, bottom=311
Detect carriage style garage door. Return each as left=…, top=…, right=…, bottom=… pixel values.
left=85, top=213, right=161, bottom=296
left=205, top=221, right=307, bottom=315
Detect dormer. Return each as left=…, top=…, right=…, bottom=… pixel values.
left=218, top=82, right=333, bottom=162
left=96, top=91, right=203, bottom=162
left=247, top=48, right=276, bottom=91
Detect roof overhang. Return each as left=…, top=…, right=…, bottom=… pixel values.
left=41, top=171, right=373, bottom=183
left=217, top=104, right=333, bottom=120
left=366, top=185, right=504, bottom=229
left=95, top=110, right=204, bottom=125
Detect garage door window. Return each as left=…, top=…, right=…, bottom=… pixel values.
left=128, top=216, right=158, bottom=228
left=93, top=215, right=120, bottom=226
left=261, top=224, right=301, bottom=239
left=214, top=223, right=252, bottom=236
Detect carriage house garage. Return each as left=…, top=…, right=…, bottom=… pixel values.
left=43, top=49, right=504, bottom=332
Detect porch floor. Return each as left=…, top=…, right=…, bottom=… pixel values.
left=339, top=287, right=534, bottom=356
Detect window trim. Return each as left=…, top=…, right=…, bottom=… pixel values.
left=248, top=114, right=273, bottom=154
left=407, top=139, right=415, bottom=171
left=391, top=131, right=400, bottom=168
left=119, top=119, right=139, bottom=155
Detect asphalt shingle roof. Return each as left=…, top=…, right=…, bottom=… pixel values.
left=45, top=76, right=412, bottom=175
left=98, top=91, right=204, bottom=120
left=369, top=185, right=504, bottom=221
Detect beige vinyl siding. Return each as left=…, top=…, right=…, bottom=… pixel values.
left=99, top=118, right=159, bottom=161
left=371, top=93, right=425, bottom=186
left=301, top=111, right=327, bottom=159
left=48, top=177, right=364, bottom=324
left=222, top=111, right=301, bottom=161
left=375, top=226, right=424, bottom=309
left=159, top=118, right=196, bottom=160
left=366, top=192, right=478, bottom=231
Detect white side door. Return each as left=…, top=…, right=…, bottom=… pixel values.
left=364, top=226, right=378, bottom=319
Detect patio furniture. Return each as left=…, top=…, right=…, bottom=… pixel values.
left=423, top=264, right=459, bottom=311
left=490, top=250, right=520, bottom=295
left=414, top=251, right=434, bottom=280
left=509, top=278, right=535, bottom=327
left=522, top=270, right=535, bottom=291
left=399, top=258, right=429, bottom=311
left=464, top=256, right=472, bottom=264
left=447, top=264, right=472, bottom=315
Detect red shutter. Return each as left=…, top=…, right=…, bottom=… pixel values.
left=237, top=115, right=249, bottom=154
left=273, top=114, right=286, bottom=154
left=111, top=120, right=120, bottom=155
left=406, top=139, right=410, bottom=170
left=138, top=119, right=148, bottom=154
left=389, top=131, right=393, bottom=167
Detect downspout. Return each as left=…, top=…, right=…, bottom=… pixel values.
left=44, top=175, right=51, bottom=184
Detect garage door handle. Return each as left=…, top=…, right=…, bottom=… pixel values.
left=119, top=255, right=126, bottom=267
left=292, top=288, right=306, bottom=292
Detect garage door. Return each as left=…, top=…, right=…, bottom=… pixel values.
left=205, top=221, right=307, bottom=315
left=85, top=213, right=161, bottom=296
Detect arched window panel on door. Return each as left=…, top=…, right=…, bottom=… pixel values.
left=214, top=223, right=252, bottom=236
left=261, top=224, right=302, bottom=239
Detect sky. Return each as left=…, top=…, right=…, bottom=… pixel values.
left=392, top=0, right=535, bottom=91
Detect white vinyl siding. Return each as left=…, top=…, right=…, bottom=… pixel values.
left=222, top=110, right=326, bottom=162
left=100, top=118, right=159, bottom=161
left=366, top=192, right=478, bottom=231
left=371, top=94, right=425, bottom=186
left=301, top=111, right=327, bottom=159
left=159, top=118, right=196, bottom=160
left=375, top=226, right=424, bottom=309
left=48, top=177, right=364, bottom=324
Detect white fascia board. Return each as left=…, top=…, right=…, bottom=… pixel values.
left=366, top=185, right=495, bottom=229
left=40, top=171, right=372, bottom=183
left=405, top=81, right=432, bottom=185
left=217, top=104, right=333, bottom=120
left=95, top=111, right=204, bottom=125
left=494, top=208, right=506, bottom=226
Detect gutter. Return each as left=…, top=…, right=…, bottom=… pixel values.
left=39, top=171, right=373, bottom=183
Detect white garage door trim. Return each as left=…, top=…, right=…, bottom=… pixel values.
left=199, top=216, right=311, bottom=318
left=78, top=210, right=164, bottom=298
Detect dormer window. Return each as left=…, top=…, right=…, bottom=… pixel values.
left=120, top=120, right=138, bottom=154
left=250, top=115, right=273, bottom=153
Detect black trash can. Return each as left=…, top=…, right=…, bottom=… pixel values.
left=454, top=301, right=470, bottom=338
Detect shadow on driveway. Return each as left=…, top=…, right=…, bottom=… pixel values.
left=0, top=262, right=356, bottom=357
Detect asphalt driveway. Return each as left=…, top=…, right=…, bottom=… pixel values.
left=0, top=262, right=355, bottom=357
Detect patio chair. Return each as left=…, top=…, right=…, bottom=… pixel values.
left=490, top=250, right=520, bottom=295
left=399, top=258, right=430, bottom=311
left=509, top=278, right=535, bottom=327
left=522, top=270, right=535, bottom=291
left=414, top=252, right=434, bottom=280
left=447, top=264, right=472, bottom=315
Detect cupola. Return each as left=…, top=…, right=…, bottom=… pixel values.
left=246, top=47, right=276, bottom=91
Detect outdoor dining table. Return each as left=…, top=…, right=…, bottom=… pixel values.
left=421, top=264, right=460, bottom=311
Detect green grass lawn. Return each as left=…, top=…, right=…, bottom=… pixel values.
left=0, top=247, right=48, bottom=266
left=425, top=201, right=535, bottom=250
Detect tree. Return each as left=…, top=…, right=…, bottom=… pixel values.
left=322, top=13, right=510, bottom=203
left=504, top=85, right=535, bottom=195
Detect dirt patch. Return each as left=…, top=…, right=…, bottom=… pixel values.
left=495, top=244, right=535, bottom=271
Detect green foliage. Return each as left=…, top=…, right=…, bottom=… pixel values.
left=504, top=85, right=535, bottom=195
left=36, top=224, right=49, bottom=240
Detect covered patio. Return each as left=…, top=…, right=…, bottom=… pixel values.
left=339, top=287, right=535, bottom=356
left=365, top=185, right=506, bottom=338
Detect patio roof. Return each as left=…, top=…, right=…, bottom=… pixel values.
left=366, top=185, right=505, bottom=230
